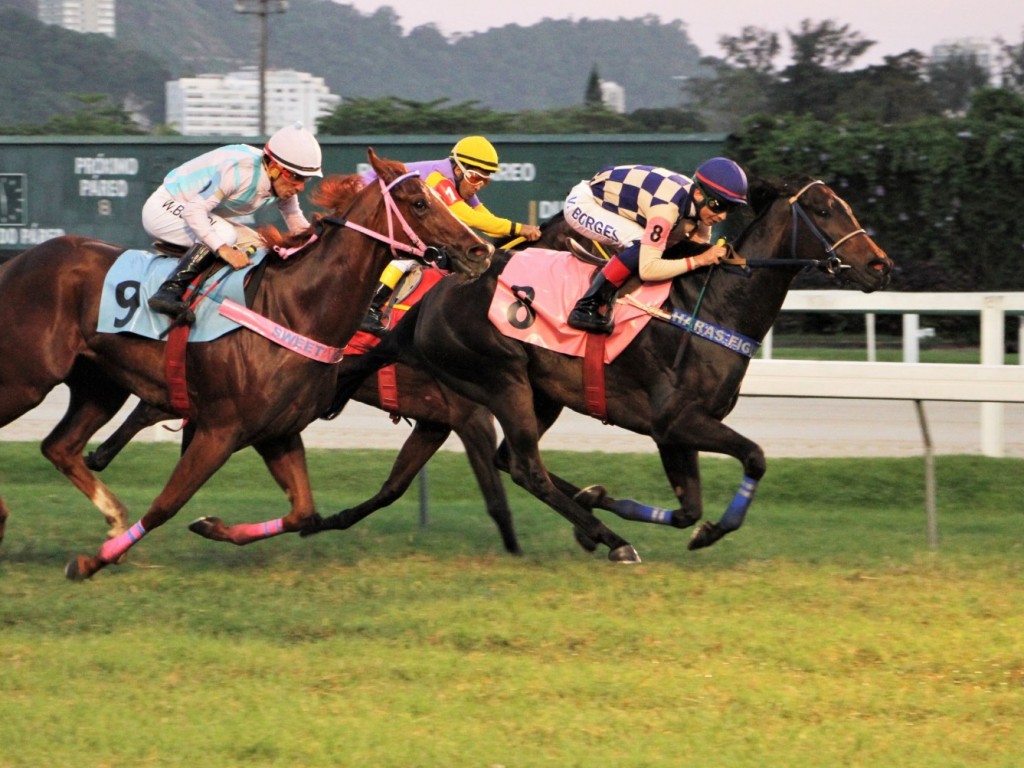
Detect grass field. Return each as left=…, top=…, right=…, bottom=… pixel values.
left=1, top=443, right=1021, bottom=767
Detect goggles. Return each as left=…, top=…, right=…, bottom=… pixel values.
left=703, top=194, right=739, bottom=214
left=453, top=156, right=492, bottom=185
left=276, top=164, right=311, bottom=184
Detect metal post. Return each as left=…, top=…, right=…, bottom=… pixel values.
left=979, top=299, right=1005, bottom=457
left=915, top=400, right=938, bottom=550
left=418, top=467, right=430, bottom=528
left=235, top=1, right=288, bottom=136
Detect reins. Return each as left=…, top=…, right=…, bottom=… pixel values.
left=670, top=180, right=870, bottom=369
left=722, top=180, right=869, bottom=276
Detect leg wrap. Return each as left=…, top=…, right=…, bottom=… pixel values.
left=607, top=498, right=674, bottom=525
left=719, top=476, right=758, bottom=532
left=99, top=520, right=146, bottom=563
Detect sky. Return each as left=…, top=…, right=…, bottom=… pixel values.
left=341, top=0, right=1023, bottom=66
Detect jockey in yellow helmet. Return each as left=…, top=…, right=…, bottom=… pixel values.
left=359, top=136, right=541, bottom=334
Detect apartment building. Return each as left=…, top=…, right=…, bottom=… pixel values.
left=166, top=68, right=340, bottom=136
left=38, top=0, right=116, bottom=37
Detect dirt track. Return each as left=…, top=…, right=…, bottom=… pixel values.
left=5, top=387, right=1023, bottom=458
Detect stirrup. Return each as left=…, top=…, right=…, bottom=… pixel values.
left=566, top=238, right=607, bottom=266
left=359, top=309, right=386, bottom=335
left=568, top=307, right=614, bottom=334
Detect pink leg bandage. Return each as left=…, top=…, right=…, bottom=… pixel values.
left=227, top=518, right=286, bottom=544
left=99, top=520, right=146, bottom=563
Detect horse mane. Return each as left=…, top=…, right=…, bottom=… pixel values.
left=310, top=173, right=366, bottom=212
left=747, top=175, right=820, bottom=215
left=258, top=173, right=367, bottom=251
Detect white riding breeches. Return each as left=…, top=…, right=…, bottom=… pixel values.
left=563, top=180, right=644, bottom=247
left=141, top=188, right=261, bottom=250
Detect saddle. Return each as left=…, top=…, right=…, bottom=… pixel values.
left=152, top=241, right=189, bottom=258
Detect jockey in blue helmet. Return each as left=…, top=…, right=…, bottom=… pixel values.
left=562, top=156, right=748, bottom=333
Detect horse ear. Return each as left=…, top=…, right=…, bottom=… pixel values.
left=747, top=176, right=780, bottom=214
left=367, top=147, right=382, bottom=175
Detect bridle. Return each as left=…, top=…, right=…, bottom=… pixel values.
left=786, top=179, right=868, bottom=275
left=725, top=180, right=870, bottom=276
left=322, top=170, right=447, bottom=263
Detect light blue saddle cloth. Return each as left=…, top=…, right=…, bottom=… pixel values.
left=97, top=248, right=269, bottom=341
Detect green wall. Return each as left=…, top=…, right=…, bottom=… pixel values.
left=0, top=134, right=726, bottom=253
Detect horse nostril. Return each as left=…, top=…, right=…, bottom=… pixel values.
left=470, top=243, right=494, bottom=260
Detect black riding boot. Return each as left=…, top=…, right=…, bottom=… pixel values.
left=359, top=282, right=395, bottom=335
left=567, top=272, right=619, bottom=334
left=148, top=243, right=215, bottom=324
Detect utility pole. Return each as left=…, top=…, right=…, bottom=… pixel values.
left=234, top=1, right=289, bottom=137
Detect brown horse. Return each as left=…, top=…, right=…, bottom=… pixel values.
left=314, top=176, right=894, bottom=561
left=83, top=350, right=523, bottom=555
left=77, top=217, right=591, bottom=556
left=0, top=149, right=492, bottom=579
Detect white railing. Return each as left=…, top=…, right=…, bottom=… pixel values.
left=747, top=291, right=1024, bottom=548
left=760, top=291, right=1024, bottom=457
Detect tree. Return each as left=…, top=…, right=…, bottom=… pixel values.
left=0, top=94, right=146, bottom=135
left=774, top=20, right=876, bottom=119
left=584, top=64, right=604, bottom=107
left=317, top=97, right=505, bottom=135
left=927, top=45, right=993, bottom=115
left=995, top=30, right=1024, bottom=93
left=718, top=25, right=781, bottom=75
left=835, top=52, right=939, bottom=123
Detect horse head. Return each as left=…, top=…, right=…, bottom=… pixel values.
left=366, top=148, right=493, bottom=277
left=745, top=176, right=893, bottom=292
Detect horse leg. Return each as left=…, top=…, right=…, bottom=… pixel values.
left=65, top=426, right=239, bottom=580
left=0, top=497, right=9, bottom=545
left=656, top=407, right=767, bottom=550
left=490, top=392, right=639, bottom=563
left=572, top=444, right=704, bottom=526
left=454, top=409, right=521, bottom=555
left=306, top=420, right=453, bottom=536
left=85, top=400, right=176, bottom=471
left=40, top=375, right=133, bottom=540
left=187, top=432, right=320, bottom=544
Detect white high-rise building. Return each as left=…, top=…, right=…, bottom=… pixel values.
left=166, top=68, right=341, bottom=137
left=600, top=81, right=626, bottom=114
left=38, top=0, right=116, bottom=37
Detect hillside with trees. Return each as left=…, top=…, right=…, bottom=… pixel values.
left=3, top=1, right=1024, bottom=294
left=0, top=0, right=708, bottom=126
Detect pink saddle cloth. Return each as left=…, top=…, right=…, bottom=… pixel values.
left=487, top=248, right=670, bottom=363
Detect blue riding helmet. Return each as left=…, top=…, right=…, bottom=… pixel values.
left=694, top=157, right=748, bottom=207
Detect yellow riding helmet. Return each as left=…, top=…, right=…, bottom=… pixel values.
left=450, top=136, right=499, bottom=174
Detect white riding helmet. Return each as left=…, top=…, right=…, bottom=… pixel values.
left=265, top=122, right=323, bottom=178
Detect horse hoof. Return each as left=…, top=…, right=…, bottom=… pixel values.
left=608, top=544, right=641, bottom=564
left=84, top=451, right=107, bottom=472
left=298, top=513, right=326, bottom=538
left=573, top=485, right=607, bottom=510
left=688, top=521, right=723, bottom=550
left=573, top=526, right=598, bottom=553
left=188, top=516, right=222, bottom=539
left=65, top=554, right=97, bottom=581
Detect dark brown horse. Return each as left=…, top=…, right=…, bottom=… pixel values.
left=0, top=149, right=491, bottom=579
left=313, top=176, right=894, bottom=562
